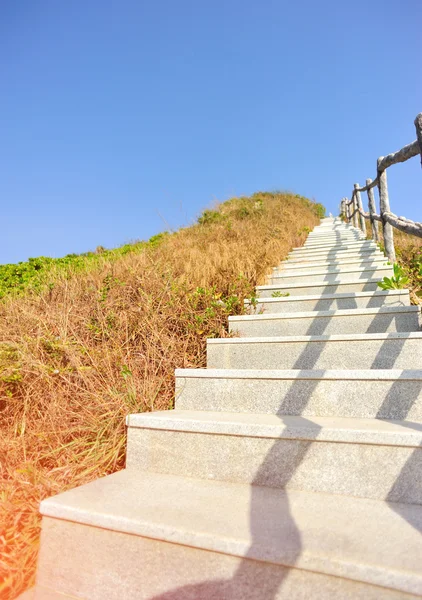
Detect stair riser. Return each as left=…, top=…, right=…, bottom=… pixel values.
left=303, top=237, right=365, bottom=245
left=286, top=252, right=384, bottom=264
left=287, top=251, right=383, bottom=262
left=248, top=293, right=410, bottom=313
left=299, top=245, right=377, bottom=254
left=305, top=236, right=364, bottom=243
left=35, top=518, right=410, bottom=600
left=229, top=311, right=420, bottom=337
left=126, top=428, right=422, bottom=504
left=301, top=240, right=376, bottom=249
left=177, top=371, right=422, bottom=419
left=306, top=229, right=366, bottom=235
left=258, top=280, right=383, bottom=297
left=275, top=259, right=387, bottom=274
left=291, top=244, right=378, bottom=254
left=269, top=267, right=392, bottom=285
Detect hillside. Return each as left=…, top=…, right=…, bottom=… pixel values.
left=0, top=192, right=324, bottom=599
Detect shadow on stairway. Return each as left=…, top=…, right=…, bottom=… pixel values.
left=151, top=290, right=422, bottom=599
left=151, top=379, right=322, bottom=600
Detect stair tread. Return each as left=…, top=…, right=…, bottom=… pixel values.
left=257, top=280, right=383, bottom=291
left=40, top=469, right=422, bottom=595
left=277, top=259, right=387, bottom=270
left=208, top=331, right=422, bottom=343
left=229, top=305, right=419, bottom=321
left=270, top=266, right=391, bottom=278
left=127, top=408, right=422, bottom=446
left=176, top=366, right=422, bottom=379
left=247, top=289, right=408, bottom=301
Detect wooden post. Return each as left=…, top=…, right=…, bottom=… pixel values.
left=366, top=178, right=379, bottom=243
left=354, top=183, right=366, bottom=235
left=415, top=113, right=422, bottom=167
left=341, top=198, right=347, bottom=221
left=377, top=157, right=396, bottom=262
left=352, top=191, right=359, bottom=229
left=344, top=197, right=350, bottom=222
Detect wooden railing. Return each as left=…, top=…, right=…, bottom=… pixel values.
left=340, top=113, right=422, bottom=262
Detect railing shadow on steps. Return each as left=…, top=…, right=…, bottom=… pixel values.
left=151, top=290, right=422, bottom=599
left=340, top=112, right=422, bottom=263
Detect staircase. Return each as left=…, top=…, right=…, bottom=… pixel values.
left=30, top=217, right=422, bottom=599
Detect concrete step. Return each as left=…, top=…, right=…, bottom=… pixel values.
left=257, top=279, right=386, bottom=297
left=126, top=410, right=422, bottom=504
left=304, top=234, right=365, bottom=244
left=303, top=236, right=375, bottom=245
left=287, top=252, right=384, bottom=264
left=268, top=265, right=393, bottom=286
left=295, top=242, right=378, bottom=253
left=274, top=257, right=387, bottom=274
left=288, top=247, right=384, bottom=258
left=307, top=227, right=362, bottom=234
left=178, top=364, right=422, bottom=419
left=207, top=332, right=422, bottom=371
left=35, top=470, right=422, bottom=599
left=246, top=290, right=410, bottom=313
left=229, top=306, right=420, bottom=337
left=291, top=240, right=377, bottom=252
left=285, top=250, right=384, bottom=264
left=305, top=234, right=365, bottom=243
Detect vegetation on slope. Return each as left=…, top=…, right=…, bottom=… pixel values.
left=391, top=230, right=422, bottom=303
left=0, top=192, right=323, bottom=599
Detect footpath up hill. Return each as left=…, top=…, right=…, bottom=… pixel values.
left=0, top=192, right=323, bottom=599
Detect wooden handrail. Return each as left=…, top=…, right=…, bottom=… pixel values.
left=340, top=113, right=422, bottom=262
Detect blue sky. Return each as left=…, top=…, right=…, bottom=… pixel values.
left=1, top=0, right=421, bottom=263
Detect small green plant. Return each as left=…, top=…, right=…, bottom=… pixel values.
left=271, top=291, right=290, bottom=298
left=197, top=209, right=226, bottom=226
left=377, top=263, right=409, bottom=290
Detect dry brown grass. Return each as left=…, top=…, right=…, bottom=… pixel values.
left=0, top=192, right=321, bottom=599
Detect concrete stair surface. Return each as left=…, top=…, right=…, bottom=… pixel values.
left=31, top=218, right=422, bottom=599
left=175, top=367, right=422, bottom=419
left=286, top=249, right=385, bottom=263
left=269, top=265, right=394, bottom=285
left=126, top=410, right=422, bottom=503
left=245, top=289, right=410, bottom=313
left=207, top=332, right=422, bottom=370
left=257, top=278, right=390, bottom=296
left=229, top=306, right=420, bottom=337
left=35, top=471, right=422, bottom=600
left=274, top=256, right=388, bottom=273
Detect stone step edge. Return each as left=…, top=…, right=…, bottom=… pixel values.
left=257, top=280, right=384, bottom=291
left=270, top=266, right=392, bottom=280
left=244, top=290, right=409, bottom=304
left=38, top=470, right=422, bottom=597
left=291, top=243, right=378, bottom=252
left=305, top=236, right=365, bottom=242
left=285, top=254, right=384, bottom=263
left=287, top=251, right=384, bottom=259
left=175, top=367, right=422, bottom=381
left=275, top=259, right=388, bottom=270
left=303, top=238, right=367, bottom=245
left=207, top=331, right=422, bottom=345
left=229, top=305, right=419, bottom=322
left=127, top=409, right=422, bottom=448
left=300, top=242, right=377, bottom=249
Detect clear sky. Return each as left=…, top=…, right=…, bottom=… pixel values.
left=1, top=0, right=421, bottom=263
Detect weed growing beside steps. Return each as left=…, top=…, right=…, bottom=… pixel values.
left=0, top=192, right=323, bottom=599
left=373, top=229, right=422, bottom=304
